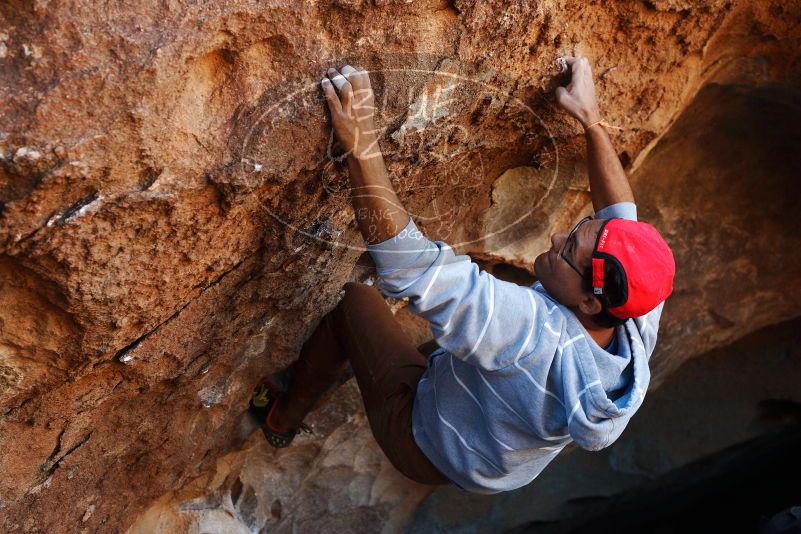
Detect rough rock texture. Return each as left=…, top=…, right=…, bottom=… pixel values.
left=1, top=0, right=800, bottom=532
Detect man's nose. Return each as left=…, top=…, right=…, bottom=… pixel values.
left=550, top=233, right=564, bottom=251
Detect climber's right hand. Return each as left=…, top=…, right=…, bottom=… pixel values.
left=555, top=56, right=602, bottom=130
left=321, top=65, right=381, bottom=160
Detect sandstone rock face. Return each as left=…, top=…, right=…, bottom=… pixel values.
left=1, top=0, right=799, bottom=532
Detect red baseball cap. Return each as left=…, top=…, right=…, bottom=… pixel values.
left=591, top=218, right=675, bottom=319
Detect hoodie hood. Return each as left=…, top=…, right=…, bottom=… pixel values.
left=559, top=300, right=654, bottom=450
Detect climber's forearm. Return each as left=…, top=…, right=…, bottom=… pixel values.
left=554, top=56, right=635, bottom=210
left=584, top=124, right=635, bottom=211
left=346, top=152, right=411, bottom=245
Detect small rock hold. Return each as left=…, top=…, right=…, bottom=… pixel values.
left=28, top=476, right=52, bottom=495
left=22, top=43, right=43, bottom=59
left=33, top=0, right=49, bottom=15
left=198, top=383, right=226, bottom=407
left=14, top=146, right=42, bottom=164
left=81, top=504, right=95, bottom=522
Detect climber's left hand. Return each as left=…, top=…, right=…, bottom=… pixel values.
left=321, top=65, right=381, bottom=160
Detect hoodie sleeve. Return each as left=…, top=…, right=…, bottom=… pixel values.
left=595, top=201, right=637, bottom=221
left=366, top=217, right=553, bottom=371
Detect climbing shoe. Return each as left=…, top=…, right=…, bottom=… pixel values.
left=249, top=382, right=312, bottom=448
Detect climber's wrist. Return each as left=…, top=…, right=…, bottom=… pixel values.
left=349, top=133, right=383, bottom=161
left=579, top=110, right=602, bottom=130
left=348, top=148, right=386, bottom=180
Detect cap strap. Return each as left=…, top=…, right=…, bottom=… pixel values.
left=592, top=257, right=605, bottom=295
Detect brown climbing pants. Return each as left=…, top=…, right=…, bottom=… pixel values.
left=279, top=282, right=451, bottom=486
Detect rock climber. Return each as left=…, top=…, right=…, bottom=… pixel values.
left=248, top=56, right=675, bottom=493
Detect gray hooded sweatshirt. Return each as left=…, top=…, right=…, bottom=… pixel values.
left=366, top=202, right=664, bottom=494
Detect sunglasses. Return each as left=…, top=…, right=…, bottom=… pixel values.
left=558, top=215, right=594, bottom=278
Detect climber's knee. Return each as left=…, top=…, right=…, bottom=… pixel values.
left=342, top=281, right=381, bottom=304
left=336, top=283, right=384, bottom=327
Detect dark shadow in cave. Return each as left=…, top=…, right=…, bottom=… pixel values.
left=508, top=422, right=801, bottom=534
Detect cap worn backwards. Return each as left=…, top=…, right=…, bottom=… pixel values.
left=591, top=218, right=675, bottom=320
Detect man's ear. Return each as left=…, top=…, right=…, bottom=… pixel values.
left=578, top=293, right=603, bottom=316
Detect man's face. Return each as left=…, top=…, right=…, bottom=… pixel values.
left=534, top=218, right=604, bottom=309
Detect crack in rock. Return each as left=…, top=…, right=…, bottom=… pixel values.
left=114, top=249, right=257, bottom=364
